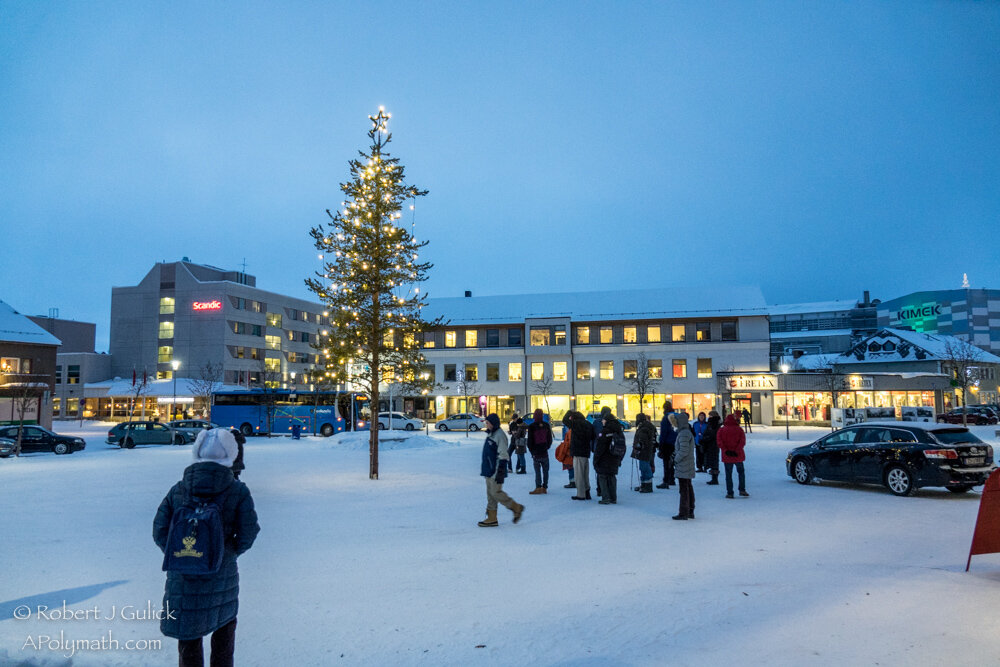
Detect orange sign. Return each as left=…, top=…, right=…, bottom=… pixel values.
left=966, top=468, right=1000, bottom=571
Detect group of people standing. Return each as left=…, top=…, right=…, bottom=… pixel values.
left=477, top=401, right=750, bottom=527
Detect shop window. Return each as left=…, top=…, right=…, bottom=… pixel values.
left=624, top=360, right=637, bottom=379
left=487, top=363, right=499, bottom=382
left=445, top=331, right=456, bottom=348
left=159, top=297, right=175, bottom=315
left=530, top=327, right=550, bottom=346
left=673, top=359, right=687, bottom=379
left=553, top=361, right=567, bottom=381
left=531, top=362, right=544, bottom=381
left=444, top=364, right=457, bottom=382
left=600, top=360, right=614, bottom=380
left=624, top=326, right=637, bottom=344
left=554, top=326, right=566, bottom=346
left=696, top=322, right=711, bottom=341
left=55, top=365, right=62, bottom=385
left=67, top=365, right=80, bottom=385
left=508, top=328, right=523, bottom=347
left=721, top=321, right=737, bottom=341
left=697, top=358, right=713, bottom=379
left=599, top=327, right=613, bottom=344
left=576, top=361, right=591, bottom=380
left=424, top=332, right=436, bottom=348
left=648, top=326, right=661, bottom=343
left=464, top=364, right=478, bottom=382
left=465, top=330, right=478, bottom=347
left=158, top=346, right=173, bottom=363
left=266, top=312, right=282, bottom=328
left=486, top=329, right=499, bottom=347
left=508, top=362, right=522, bottom=382
left=158, top=321, right=174, bottom=339
left=52, top=397, right=61, bottom=415
left=672, top=325, right=685, bottom=342
left=648, top=359, right=663, bottom=379
left=66, top=398, right=79, bottom=416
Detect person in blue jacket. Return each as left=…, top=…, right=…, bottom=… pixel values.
left=657, top=400, right=677, bottom=489
left=478, top=414, right=524, bottom=527
left=692, top=412, right=709, bottom=472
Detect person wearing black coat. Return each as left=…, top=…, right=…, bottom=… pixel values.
left=657, top=400, right=677, bottom=489
left=631, top=413, right=657, bottom=493
left=229, top=429, right=246, bottom=480
left=153, top=428, right=260, bottom=667
left=594, top=412, right=624, bottom=504
left=701, top=411, right=722, bottom=485
left=568, top=411, right=595, bottom=500
left=526, top=409, right=553, bottom=494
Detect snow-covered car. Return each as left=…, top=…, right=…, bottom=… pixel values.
left=0, top=425, right=86, bottom=455
left=0, top=437, right=14, bottom=458
left=376, top=412, right=424, bottom=431
left=168, top=419, right=222, bottom=439
left=106, top=421, right=192, bottom=448
left=435, top=413, right=487, bottom=432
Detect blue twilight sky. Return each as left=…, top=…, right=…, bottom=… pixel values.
left=2, top=1, right=999, bottom=351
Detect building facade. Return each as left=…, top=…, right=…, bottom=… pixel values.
left=768, top=292, right=879, bottom=366
left=0, top=300, right=60, bottom=428
left=877, top=288, right=1000, bottom=357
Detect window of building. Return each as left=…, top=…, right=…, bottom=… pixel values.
left=531, top=362, right=545, bottom=381
left=233, top=297, right=245, bottom=310
left=624, top=326, right=637, bottom=344
left=55, top=365, right=62, bottom=385
left=445, top=331, right=456, bottom=348
left=266, top=312, right=282, bottom=328
left=464, top=363, right=478, bottom=382
left=264, top=358, right=281, bottom=373
left=383, top=331, right=395, bottom=348
left=301, top=332, right=310, bottom=343
left=599, top=326, right=612, bottom=344
left=289, top=309, right=299, bottom=321
left=403, top=333, right=415, bottom=349
left=232, top=321, right=244, bottom=335
left=599, top=360, right=614, bottom=380
left=721, top=321, right=737, bottom=341
left=508, top=362, right=522, bottom=382
left=424, top=367, right=435, bottom=384
left=465, top=330, right=478, bottom=347
left=577, top=326, right=590, bottom=344
left=673, top=359, right=687, bottom=378
left=486, top=329, right=500, bottom=347
left=287, top=330, right=296, bottom=341
left=648, top=325, right=661, bottom=343
left=672, top=324, right=685, bottom=342
left=554, top=326, right=566, bottom=346
left=530, top=327, right=550, bottom=346
left=288, top=351, right=300, bottom=363
left=444, top=364, right=457, bottom=381
left=424, top=332, right=436, bottom=348
left=234, top=347, right=245, bottom=359
left=158, top=346, right=173, bottom=363
left=266, top=335, right=282, bottom=350
left=251, top=324, right=263, bottom=337
left=250, top=301, right=264, bottom=313
left=52, top=397, right=61, bottom=415
left=487, top=363, right=499, bottom=382
left=696, top=322, right=711, bottom=341
left=697, top=358, right=713, bottom=379
left=250, top=348, right=261, bottom=360
left=553, top=361, right=567, bottom=381
left=157, top=371, right=172, bottom=380
left=576, top=361, right=591, bottom=380
left=67, top=365, right=80, bottom=384
left=648, top=359, right=663, bottom=379
left=159, top=297, right=175, bottom=315
left=624, top=359, right=637, bottom=379
left=508, top=328, right=523, bottom=347
left=0, top=357, right=19, bottom=373
left=66, top=398, right=78, bottom=415
left=158, top=321, right=174, bottom=339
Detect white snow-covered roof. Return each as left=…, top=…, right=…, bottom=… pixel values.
left=85, top=377, right=246, bottom=397
left=781, top=353, right=842, bottom=371
left=767, top=300, right=860, bottom=316
left=0, top=300, right=61, bottom=346
left=837, top=328, right=1000, bottom=365
left=423, top=286, right=768, bottom=324
left=771, top=328, right=854, bottom=339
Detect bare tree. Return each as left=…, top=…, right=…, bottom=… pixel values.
left=253, top=361, right=285, bottom=437
left=941, top=338, right=985, bottom=426
left=190, top=361, right=225, bottom=417
left=8, top=378, right=40, bottom=457
left=620, top=352, right=662, bottom=419
left=455, top=371, right=481, bottom=415
left=817, top=362, right=846, bottom=431
left=532, top=372, right=555, bottom=415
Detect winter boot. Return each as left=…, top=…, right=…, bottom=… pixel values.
left=477, top=510, right=499, bottom=527
left=739, top=490, right=750, bottom=497
left=706, top=474, right=719, bottom=486
left=639, top=482, right=653, bottom=493
left=671, top=513, right=688, bottom=520
left=529, top=487, right=545, bottom=495
left=512, top=503, right=525, bottom=524
left=656, top=481, right=670, bottom=489
left=585, top=490, right=592, bottom=500
left=725, top=493, right=734, bottom=499
left=564, top=482, right=576, bottom=489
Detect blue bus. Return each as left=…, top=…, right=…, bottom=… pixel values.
left=210, top=390, right=371, bottom=437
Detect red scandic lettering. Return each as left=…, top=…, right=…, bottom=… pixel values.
left=192, top=300, right=222, bottom=311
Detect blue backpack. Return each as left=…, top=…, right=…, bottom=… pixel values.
left=162, top=492, right=226, bottom=575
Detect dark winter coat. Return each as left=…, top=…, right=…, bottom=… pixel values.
left=568, top=414, right=595, bottom=458
left=657, top=414, right=676, bottom=459
left=631, top=420, right=657, bottom=462
left=671, top=413, right=696, bottom=479
left=593, top=417, right=624, bottom=475
left=153, top=462, right=260, bottom=641
left=718, top=414, right=747, bottom=463
left=701, top=415, right=721, bottom=463
left=481, top=425, right=511, bottom=481
left=526, top=420, right=553, bottom=458
left=230, top=429, right=246, bottom=476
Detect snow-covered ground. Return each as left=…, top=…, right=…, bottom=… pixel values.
left=2, top=421, right=1000, bottom=666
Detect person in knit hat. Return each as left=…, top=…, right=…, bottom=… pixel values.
left=526, top=408, right=553, bottom=494
left=153, top=428, right=260, bottom=666
left=478, top=414, right=524, bottom=527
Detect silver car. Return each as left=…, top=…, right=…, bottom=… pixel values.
left=377, top=412, right=424, bottom=431
left=0, top=437, right=13, bottom=458
left=168, top=419, right=221, bottom=439
left=435, top=413, right=487, bottom=432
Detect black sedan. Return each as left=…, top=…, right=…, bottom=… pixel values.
left=786, top=422, right=995, bottom=496
left=0, top=425, right=87, bottom=455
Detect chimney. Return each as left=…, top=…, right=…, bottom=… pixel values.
left=464, top=291, right=472, bottom=298
left=862, top=290, right=870, bottom=307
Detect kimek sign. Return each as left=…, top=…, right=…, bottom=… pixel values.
left=896, top=304, right=942, bottom=321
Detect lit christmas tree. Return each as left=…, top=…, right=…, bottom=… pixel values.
left=306, top=108, right=440, bottom=479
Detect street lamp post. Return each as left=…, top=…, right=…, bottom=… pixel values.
left=171, top=359, right=181, bottom=421
left=781, top=363, right=790, bottom=440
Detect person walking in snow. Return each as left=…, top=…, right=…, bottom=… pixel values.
left=478, top=414, right=525, bottom=527
left=153, top=428, right=260, bottom=667
left=718, top=413, right=750, bottom=499
left=741, top=407, right=753, bottom=433
left=692, top=411, right=709, bottom=472
left=569, top=410, right=595, bottom=500
left=631, top=413, right=657, bottom=493
left=670, top=412, right=696, bottom=520
left=527, top=409, right=553, bottom=494
left=701, top=411, right=721, bottom=486
left=594, top=409, right=625, bottom=504
left=657, top=401, right=677, bottom=489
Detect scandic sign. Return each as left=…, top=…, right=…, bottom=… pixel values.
left=192, top=300, right=223, bottom=311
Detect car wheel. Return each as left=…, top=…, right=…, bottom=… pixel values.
left=947, top=484, right=973, bottom=494
left=173, top=435, right=185, bottom=445
left=320, top=423, right=334, bottom=437
left=885, top=465, right=914, bottom=496
left=405, top=423, right=415, bottom=431
left=438, top=424, right=448, bottom=431
left=53, top=442, right=69, bottom=455
left=792, top=458, right=813, bottom=484
left=123, top=438, right=136, bottom=449
left=240, top=423, right=254, bottom=437
left=469, top=423, right=479, bottom=432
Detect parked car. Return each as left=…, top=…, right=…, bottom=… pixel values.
left=786, top=422, right=996, bottom=496
left=0, top=425, right=86, bottom=455
left=936, top=408, right=998, bottom=425
left=586, top=413, right=632, bottom=431
left=168, top=419, right=221, bottom=439
left=435, top=413, right=487, bottom=432
left=106, top=421, right=192, bottom=448
left=0, top=437, right=14, bottom=458
left=376, top=412, right=424, bottom=431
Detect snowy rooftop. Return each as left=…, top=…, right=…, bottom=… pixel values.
left=771, top=328, right=854, bottom=339
left=85, top=377, right=245, bottom=397
left=837, top=327, right=1000, bottom=365
left=423, top=286, right=768, bottom=324
left=0, top=300, right=61, bottom=346
left=767, top=299, right=861, bottom=316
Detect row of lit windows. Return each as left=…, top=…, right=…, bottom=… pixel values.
left=53, top=364, right=79, bottom=384
left=1, top=357, right=33, bottom=374
left=431, top=322, right=738, bottom=348
left=438, top=358, right=714, bottom=383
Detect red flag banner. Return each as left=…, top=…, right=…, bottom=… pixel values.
left=967, top=468, right=1000, bottom=571
left=132, top=369, right=136, bottom=387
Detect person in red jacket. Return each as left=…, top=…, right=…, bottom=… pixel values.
left=717, top=414, right=749, bottom=499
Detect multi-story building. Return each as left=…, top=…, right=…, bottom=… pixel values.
left=767, top=292, right=879, bottom=365
left=415, top=287, right=771, bottom=423
left=877, top=288, right=1000, bottom=357
left=0, top=300, right=60, bottom=428
left=109, top=260, right=325, bottom=388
